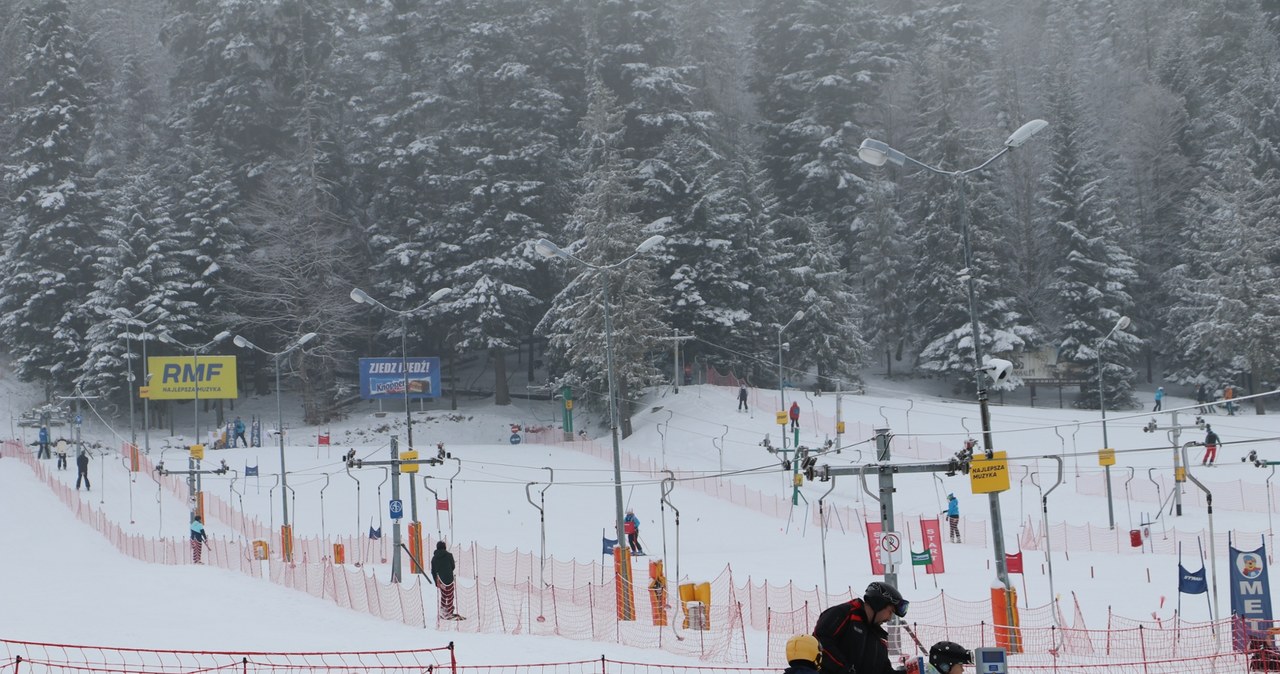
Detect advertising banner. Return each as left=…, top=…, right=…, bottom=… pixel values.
left=866, top=521, right=886, bottom=575
left=146, top=356, right=238, bottom=400
left=1230, top=541, right=1274, bottom=650
left=358, top=357, right=441, bottom=399
left=920, top=518, right=946, bottom=574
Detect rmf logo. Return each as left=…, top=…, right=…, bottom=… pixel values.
left=161, top=361, right=225, bottom=383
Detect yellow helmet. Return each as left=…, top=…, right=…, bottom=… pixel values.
left=786, top=634, right=821, bottom=666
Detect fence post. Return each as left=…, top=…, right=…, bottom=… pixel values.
left=241, top=656, right=248, bottom=674
left=1139, top=624, right=1149, bottom=674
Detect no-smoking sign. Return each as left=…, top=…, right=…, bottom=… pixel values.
left=877, top=531, right=903, bottom=565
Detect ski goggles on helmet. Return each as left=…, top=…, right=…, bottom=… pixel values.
left=893, top=598, right=909, bottom=618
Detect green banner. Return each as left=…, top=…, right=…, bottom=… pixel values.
left=911, top=550, right=933, bottom=566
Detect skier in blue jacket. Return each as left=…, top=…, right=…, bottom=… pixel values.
left=944, top=494, right=961, bottom=543
left=1153, top=387, right=1164, bottom=412
left=190, top=516, right=208, bottom=564
left=624, top=508, right=644, bottom=555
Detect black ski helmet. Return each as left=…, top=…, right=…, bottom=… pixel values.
left=928, top=641, right=972, bottom=672
left=863, top=581, right=904, bottom=613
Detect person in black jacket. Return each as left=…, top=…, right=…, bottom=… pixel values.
left=813, top=581, right=907, bottom=674
left=75, top=450, right=90, bottom=490
left=430, top=541, right=462, bottom=620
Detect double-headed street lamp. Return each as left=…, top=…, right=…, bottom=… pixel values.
left=349, top=286, right=451, bottom=539
left=858, top=119, right=1049, bottom=618
left=1097, top=314, right=1131, bottom=530
left=778, top=309, right=805, bottom=449
left=113, top=308, right=166, bottom=452
left=232, top=332, right=318, bottom=562
left=535, top=234, right=665, bottom=617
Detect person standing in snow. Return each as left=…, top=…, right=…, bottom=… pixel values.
left=1224, top=384, right=1236, bottom=416
left=55, top=439, right=69, bottom=470
left=431, top=541, right=461, bottom=619
left=624, top=508, right=644, bottom=555
left=233, top=416, right=248, bottom=447
left=36, top=425, right=50, bottom=459
left=1153, top=387, right=1164, bottom=412
left=943, top=493, right=961, bottom=543
left=75, top=450, right=90, bottom=490
left=1202, top=425, right=1220, bottom=466
left=738, top=385, right=749, bottom=412
left=789, top=401, right=801, bottom=433
left=190, top=516, right=208, bottom=564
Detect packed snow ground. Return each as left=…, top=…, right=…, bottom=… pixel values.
left=2, top=369, right=1277, bottom=662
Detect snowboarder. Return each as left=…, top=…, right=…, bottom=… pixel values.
left=1202, top=425, right=1220, bottom=466
left=430, top=541, right=462, bottom=620
left=789, top=401, right=801, bottom=433
left=190, top=516, right=208, bottom=564
left=624, top=508, right=644, bottom=555
left=738, top=385, right=749, bottom=412
left=233, top=416, right=247, bottom=447
left=36, top=425, right=50, bottom=459
left=783, top=634, right=822, bottom=674
left=943, top=493, right=961, bottom=543
left=927, top=641, right=974, bottom=674
left=1224, top=384, right=1236, bottom=416
left=813, top=581, right=906, bottom=674
left=1153, top=387, right=1164, bottom=412
left=75, top=450, right=90, bottom=490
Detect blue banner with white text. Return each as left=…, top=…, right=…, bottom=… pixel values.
left=358, top=357, right=441, bottom=400
left=1230, top=542, right=1274, bottom=651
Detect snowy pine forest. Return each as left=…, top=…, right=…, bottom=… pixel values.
left=0, top=0, right=1276, bottom=424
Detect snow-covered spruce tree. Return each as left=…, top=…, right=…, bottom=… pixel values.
left=79, top=170, right=194, bottom=403
left=749, top=0, right=898, bottom=268
left=901, top=6, right=1035, bottom=388
left=853, top=179, right=912, bottom=376
left=1040, top=64, right=1140, bottom=410
left=771, top=214, right=868, bottom=391
left=0, top=0, right=102, bottom=390
left=538, top=81, right=668, bottom=439
left=425, top=0, right=583, bottom=406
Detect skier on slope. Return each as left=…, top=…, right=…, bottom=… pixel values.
left=1202, top=425, right=1220, bottom=466
left=190, top=516, right=208, bottom=564
left=431, top=541, right=462, bottom=620
left=624, top=508, right=644, bottom=555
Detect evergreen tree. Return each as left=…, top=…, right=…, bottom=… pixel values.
left=853, top=179, right=912, bottom=375
left=0, top=0, right=101, bottom=389
left=1040, top=65, right=1140, bottom=409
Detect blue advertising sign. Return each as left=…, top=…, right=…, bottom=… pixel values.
left=389, top=499, right=403, bottom=520
left=358, top=357, right=441, bottom=400
left=1230, top=542, right=1274, bottom=650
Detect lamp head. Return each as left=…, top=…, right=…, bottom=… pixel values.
left=232, top=335, right=253, bottom=349
left=535, top=238, right=565, bottom=260
left=792, top=310, right=806, bottom=323
left=1005, top=119, right=1049, bottom=148
left=636, top=235, right=666, bottom=253
left=350, top=288, right=371, bottom=304
left=298, top=332, right=318, bottom=347
left=429, top=287, right=451, bottom=302
left=1116, top=316, right=1132, bottom=331
left=857, top=138, right=906, bottom=167
left=213, top=331, right=232, bottom=343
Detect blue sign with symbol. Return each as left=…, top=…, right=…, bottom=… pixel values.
left=75, top=414, right=82, bottom=425
left=509, top=433, right=522, bottom=445
left=389, top=499, right=403, bottom=520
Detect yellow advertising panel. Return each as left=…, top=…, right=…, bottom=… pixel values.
left=970, top=451, right=1011, bottom=494
left=400, top=450, right=419, bottom=473
left=1098, top=448, right=1116, bottom=466
left=776, top=411, right=788, bottom=426
left=190, top=444, right=205, bottom=460
left=146, top=356, right=238, bottom=399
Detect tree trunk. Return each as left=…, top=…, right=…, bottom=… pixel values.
left=493, top=347, right=510, bottom=405
left=619, top=377, right=633, bottom=439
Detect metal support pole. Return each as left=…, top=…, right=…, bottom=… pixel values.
left=1172, top=410, right=1183, bottom=516
left=601, top=272, right=632, bottom=611
left=1099, top=350, right=1115, bottom=530
left=276, top=354, right=290, bottom=560
left=390, top=436, right=403, bottom=583
left=875, top=428, right=897, bottom=590
left=142, top=337, right=151, bottom=454
left=402, top=313, right=419, bottom=528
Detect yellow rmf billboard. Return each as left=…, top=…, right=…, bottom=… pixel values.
left=145, top=356, right=239, bottom=399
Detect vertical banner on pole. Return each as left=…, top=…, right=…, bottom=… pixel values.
left=921, top=518, right=946, bottom=574
left=281, top=524, right=294, bottom=563
left=409, top=522, right=423, bottom=574
left=614, top=547, right=636, bottom=621
left=1230, top=539, right=1274, bottom=650
left=866, top=521, right=885, bottom=575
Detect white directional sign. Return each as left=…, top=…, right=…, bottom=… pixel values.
left=878, top=531, right=903, bottom=566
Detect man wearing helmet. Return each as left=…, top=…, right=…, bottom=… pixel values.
left=784, top=634, right=822, bottom=674
left=926, top=641, right=972, bottom=674
left=813, top=581, right=908, bottom=674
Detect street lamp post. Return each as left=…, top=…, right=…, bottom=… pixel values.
left=114, top=309, right=166, bottom=452
left=1097, top=315, right=1132, bottom=530
left=778, top=310, right=804, bottom=451
left=160, top=330, right=232, bottom=520
left=350, top=286, right=451, bottom=525
left=232, top=332, right=318, bottom=562
left=858, top=119, right=1049, bottom=621
left=535, top=234, right=665, bottom=618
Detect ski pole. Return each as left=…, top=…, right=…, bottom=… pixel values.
left=900, top=621, right=928, bottom=655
